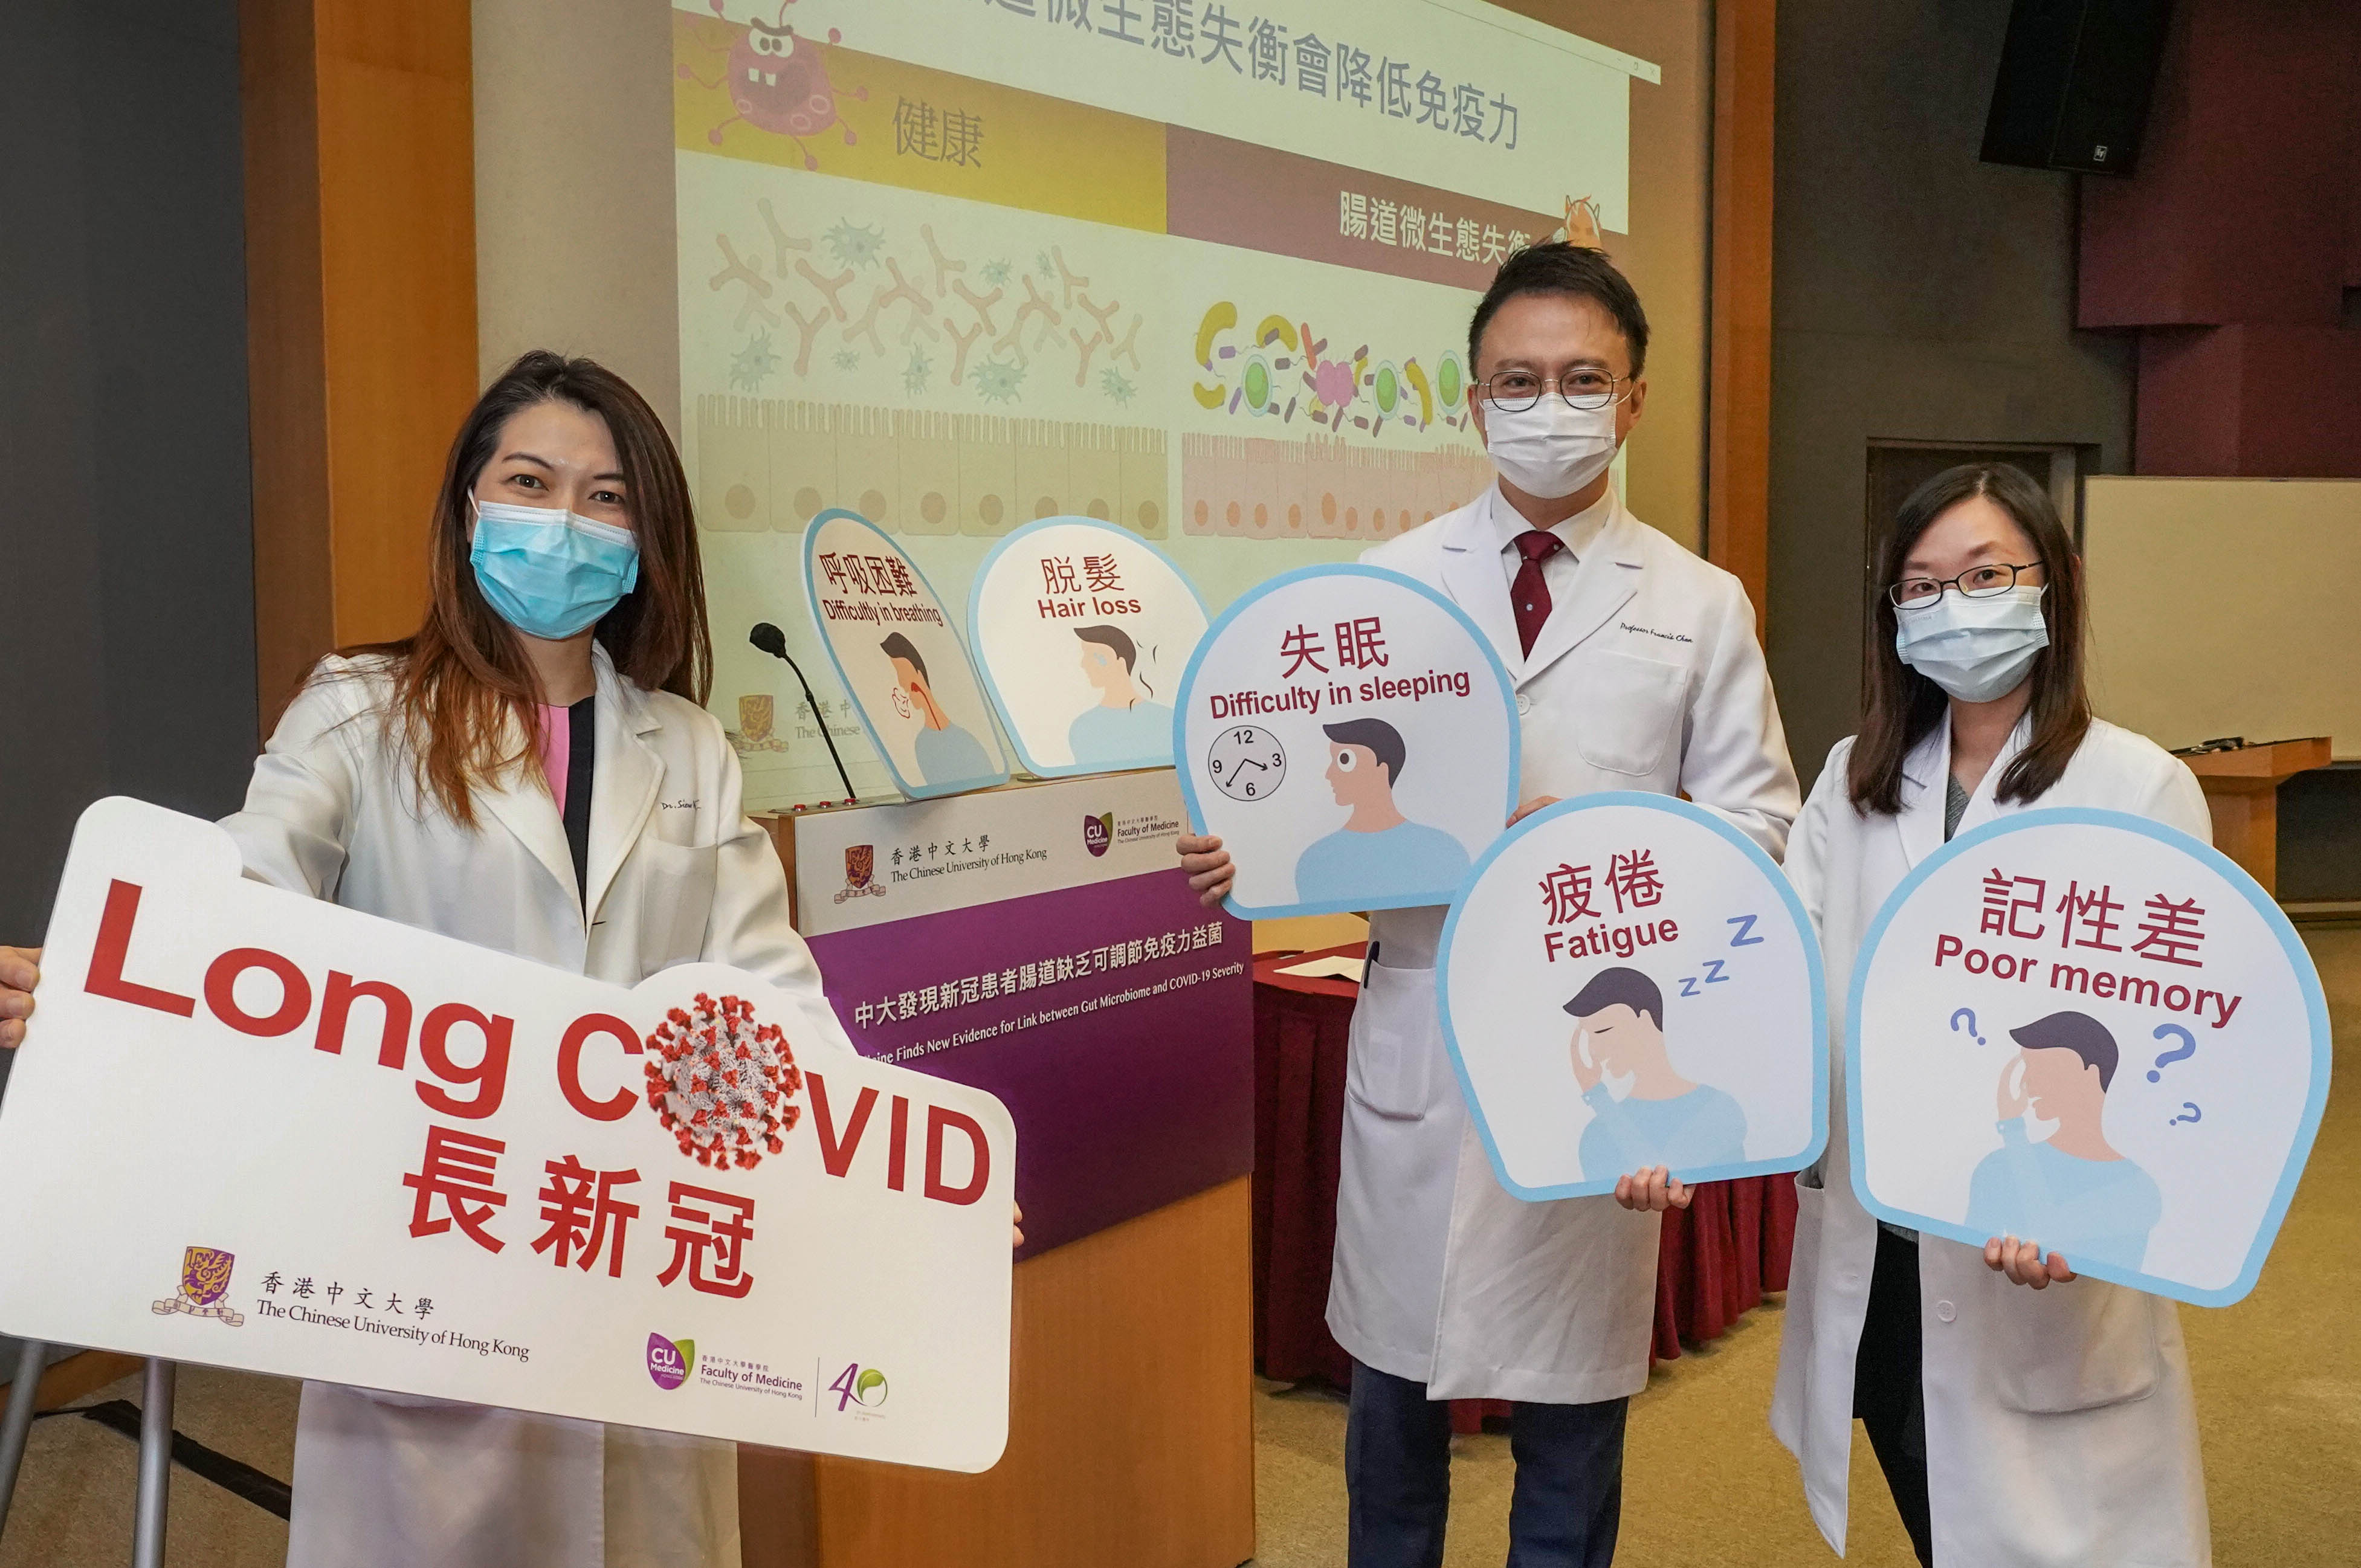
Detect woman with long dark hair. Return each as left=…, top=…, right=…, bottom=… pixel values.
left=1769, top=463, right=2212, bottom=1566
left=4, top=351, right=830, bottom=1567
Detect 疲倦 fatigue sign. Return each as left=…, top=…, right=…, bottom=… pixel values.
left=1438, top=793, right=1825, bottom=1199
left=1173, top=563, right=1518, bottom=919
left=1850, top=808, right=2331, bottom=1307
left=0, top=798, right=1015, bottom=1473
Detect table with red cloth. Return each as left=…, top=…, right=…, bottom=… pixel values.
left=1252, top=943, right=1798, bottom=1433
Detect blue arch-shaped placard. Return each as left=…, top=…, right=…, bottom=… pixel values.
left=1435, top=791, right=1829, bottom=1201
left=1844, top=805, right=2332, bottom=1308
left=966, top=515, right=1212, bottom=779
left=799, top=508, right=1009, bottom=800
left=1171, top=562, right=1520, bottom=921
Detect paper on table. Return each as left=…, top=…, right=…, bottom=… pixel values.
left=1277, top=954, right=1366, bottom=983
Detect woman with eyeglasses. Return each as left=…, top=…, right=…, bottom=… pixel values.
left=1769, top=463, right=2212, bottom=1567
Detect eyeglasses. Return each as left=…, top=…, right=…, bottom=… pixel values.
left=1478, top=370, right=1632, bottom=413
left=1888, top=561, right=2043, bottom=609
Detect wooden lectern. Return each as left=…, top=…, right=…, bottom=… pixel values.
left=2179, top=737, right=2332, bottom=897
left=738, top=809, right=1256, bottom=1568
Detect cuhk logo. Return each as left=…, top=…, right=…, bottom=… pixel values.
left=835, top=843, right=886, bottom=903
left=1082, top=813, right=1113, bottom=857
left=648, top=1334, right=694, bottom=1390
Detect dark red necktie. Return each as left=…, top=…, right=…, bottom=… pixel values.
left=1512, top=530, right=1564, bottom=657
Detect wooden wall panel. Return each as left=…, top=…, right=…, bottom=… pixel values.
left=242, top=0, right=477, bottom=724
left=758, top=1178, right=1258, bottom=1568
left=1709, top=0, right=1775, bottom=631
left=242, top=0, right=334, bottom=726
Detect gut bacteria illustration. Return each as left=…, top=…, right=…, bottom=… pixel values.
left=1189, top=301, right=1471, bottom=439
left=824, top=219, right=887, bottom=272
left=729, top=330, right=784, bottom=392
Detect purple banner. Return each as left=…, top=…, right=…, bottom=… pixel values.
left=808, top=868, right=1253, bottom=1257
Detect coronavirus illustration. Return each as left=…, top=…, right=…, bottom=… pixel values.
left=681, top=0, right=867, bottom=170
left=644, top=993, right=803, bottom=1170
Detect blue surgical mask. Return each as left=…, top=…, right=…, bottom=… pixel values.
left=468, top=496, right=641, bottom=640
left=1893, top=584, right=2049, bottom=703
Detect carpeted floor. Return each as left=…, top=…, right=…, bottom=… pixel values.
left=1, top=928, right=2353, bottom=1566
left=1248, top=923, right=2361, bottom=1567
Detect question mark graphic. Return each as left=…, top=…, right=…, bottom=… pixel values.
left=1949, top=1007, right=1985, bottom=1047
left=2147, top=1023, right=2197, bottom=1083
left=2171, top=1102, right=2202, bottom=1125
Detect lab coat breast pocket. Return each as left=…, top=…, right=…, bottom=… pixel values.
left=1568, top=649, right=1688, bottom=776
left=1346, top=958, right=1439, bottom=1120
left=634, top=838, right=720, bottom=970
left=1981, top=1273, right=2163, bottom=1414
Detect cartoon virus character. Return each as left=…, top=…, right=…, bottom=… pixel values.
left=683, top=0, right=867, bottom=170
left=644, top=993, right=803, bottom=1170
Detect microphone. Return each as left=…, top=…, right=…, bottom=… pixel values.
left=748, top=623, right=859, bottom=806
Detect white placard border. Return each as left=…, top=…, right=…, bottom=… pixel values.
left=1436, top=790, right=1830, bottom=1201
left=801, top=508, right=1009, bottom=802
left=1844, top=805, right=2332, bottom=1308
left=1171, top=562, right=1520, bottom=921
left=966, top=515, right=1211, bottom=781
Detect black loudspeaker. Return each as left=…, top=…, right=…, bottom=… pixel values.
left=1980, top=0, right=2173, bottom=176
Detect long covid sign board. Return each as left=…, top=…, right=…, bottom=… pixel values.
left=0, top=798, right=1014, bottom=1473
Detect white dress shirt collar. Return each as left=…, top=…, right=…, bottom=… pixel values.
left=1487, top=480, right=1614, bottom=562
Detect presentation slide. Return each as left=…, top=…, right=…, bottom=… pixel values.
left=670, top=0, right=1657, bottom=808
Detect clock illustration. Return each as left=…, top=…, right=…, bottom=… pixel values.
left=1207, top=725, right=1287, bottom=802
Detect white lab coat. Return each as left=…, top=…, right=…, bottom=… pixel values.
left=221, top=647, right=844, bottom=1568
left=1769, top=717, right=2213, bottom=1566
left=1325, top=485, right=1800, bottom=1403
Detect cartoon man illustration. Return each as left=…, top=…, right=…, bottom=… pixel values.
left=1965, top=1010, right=2163, bottom=1274
left=1565, top=966, right=1748, bottom=1180
left=880, top=632, right=993, bottom=785
left=1067, top=625, right=1174, bottom=767
left=1291, top=717, right=1473, bottom=905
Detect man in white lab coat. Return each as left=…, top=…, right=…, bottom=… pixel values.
left=1180, top=244, right=1799, bottom=1566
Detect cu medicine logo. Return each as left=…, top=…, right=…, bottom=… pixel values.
left=1082, top=813, right=1113, bottom=857
left=647, top=1334, right=695, bottom=1390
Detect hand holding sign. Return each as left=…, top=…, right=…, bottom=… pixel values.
left=1174, top=565, right=1517, bottom=918
left=1849, top=808, right=2331, bottom=1307
left=0, top=799, right=1014, bottom=1472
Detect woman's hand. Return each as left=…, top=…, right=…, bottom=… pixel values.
left=1613, top=1165, right=1691, bottom=1212
left=1984, top=1234, right=2074, bottom=1288
left=1508, top=795, right=1562, bottom=828
left=1177, top=833, right=1235, bottom=909
left=1012, top=1202, right=1025, bottom=1251
left=0, top=947, right=39, bottom=1051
